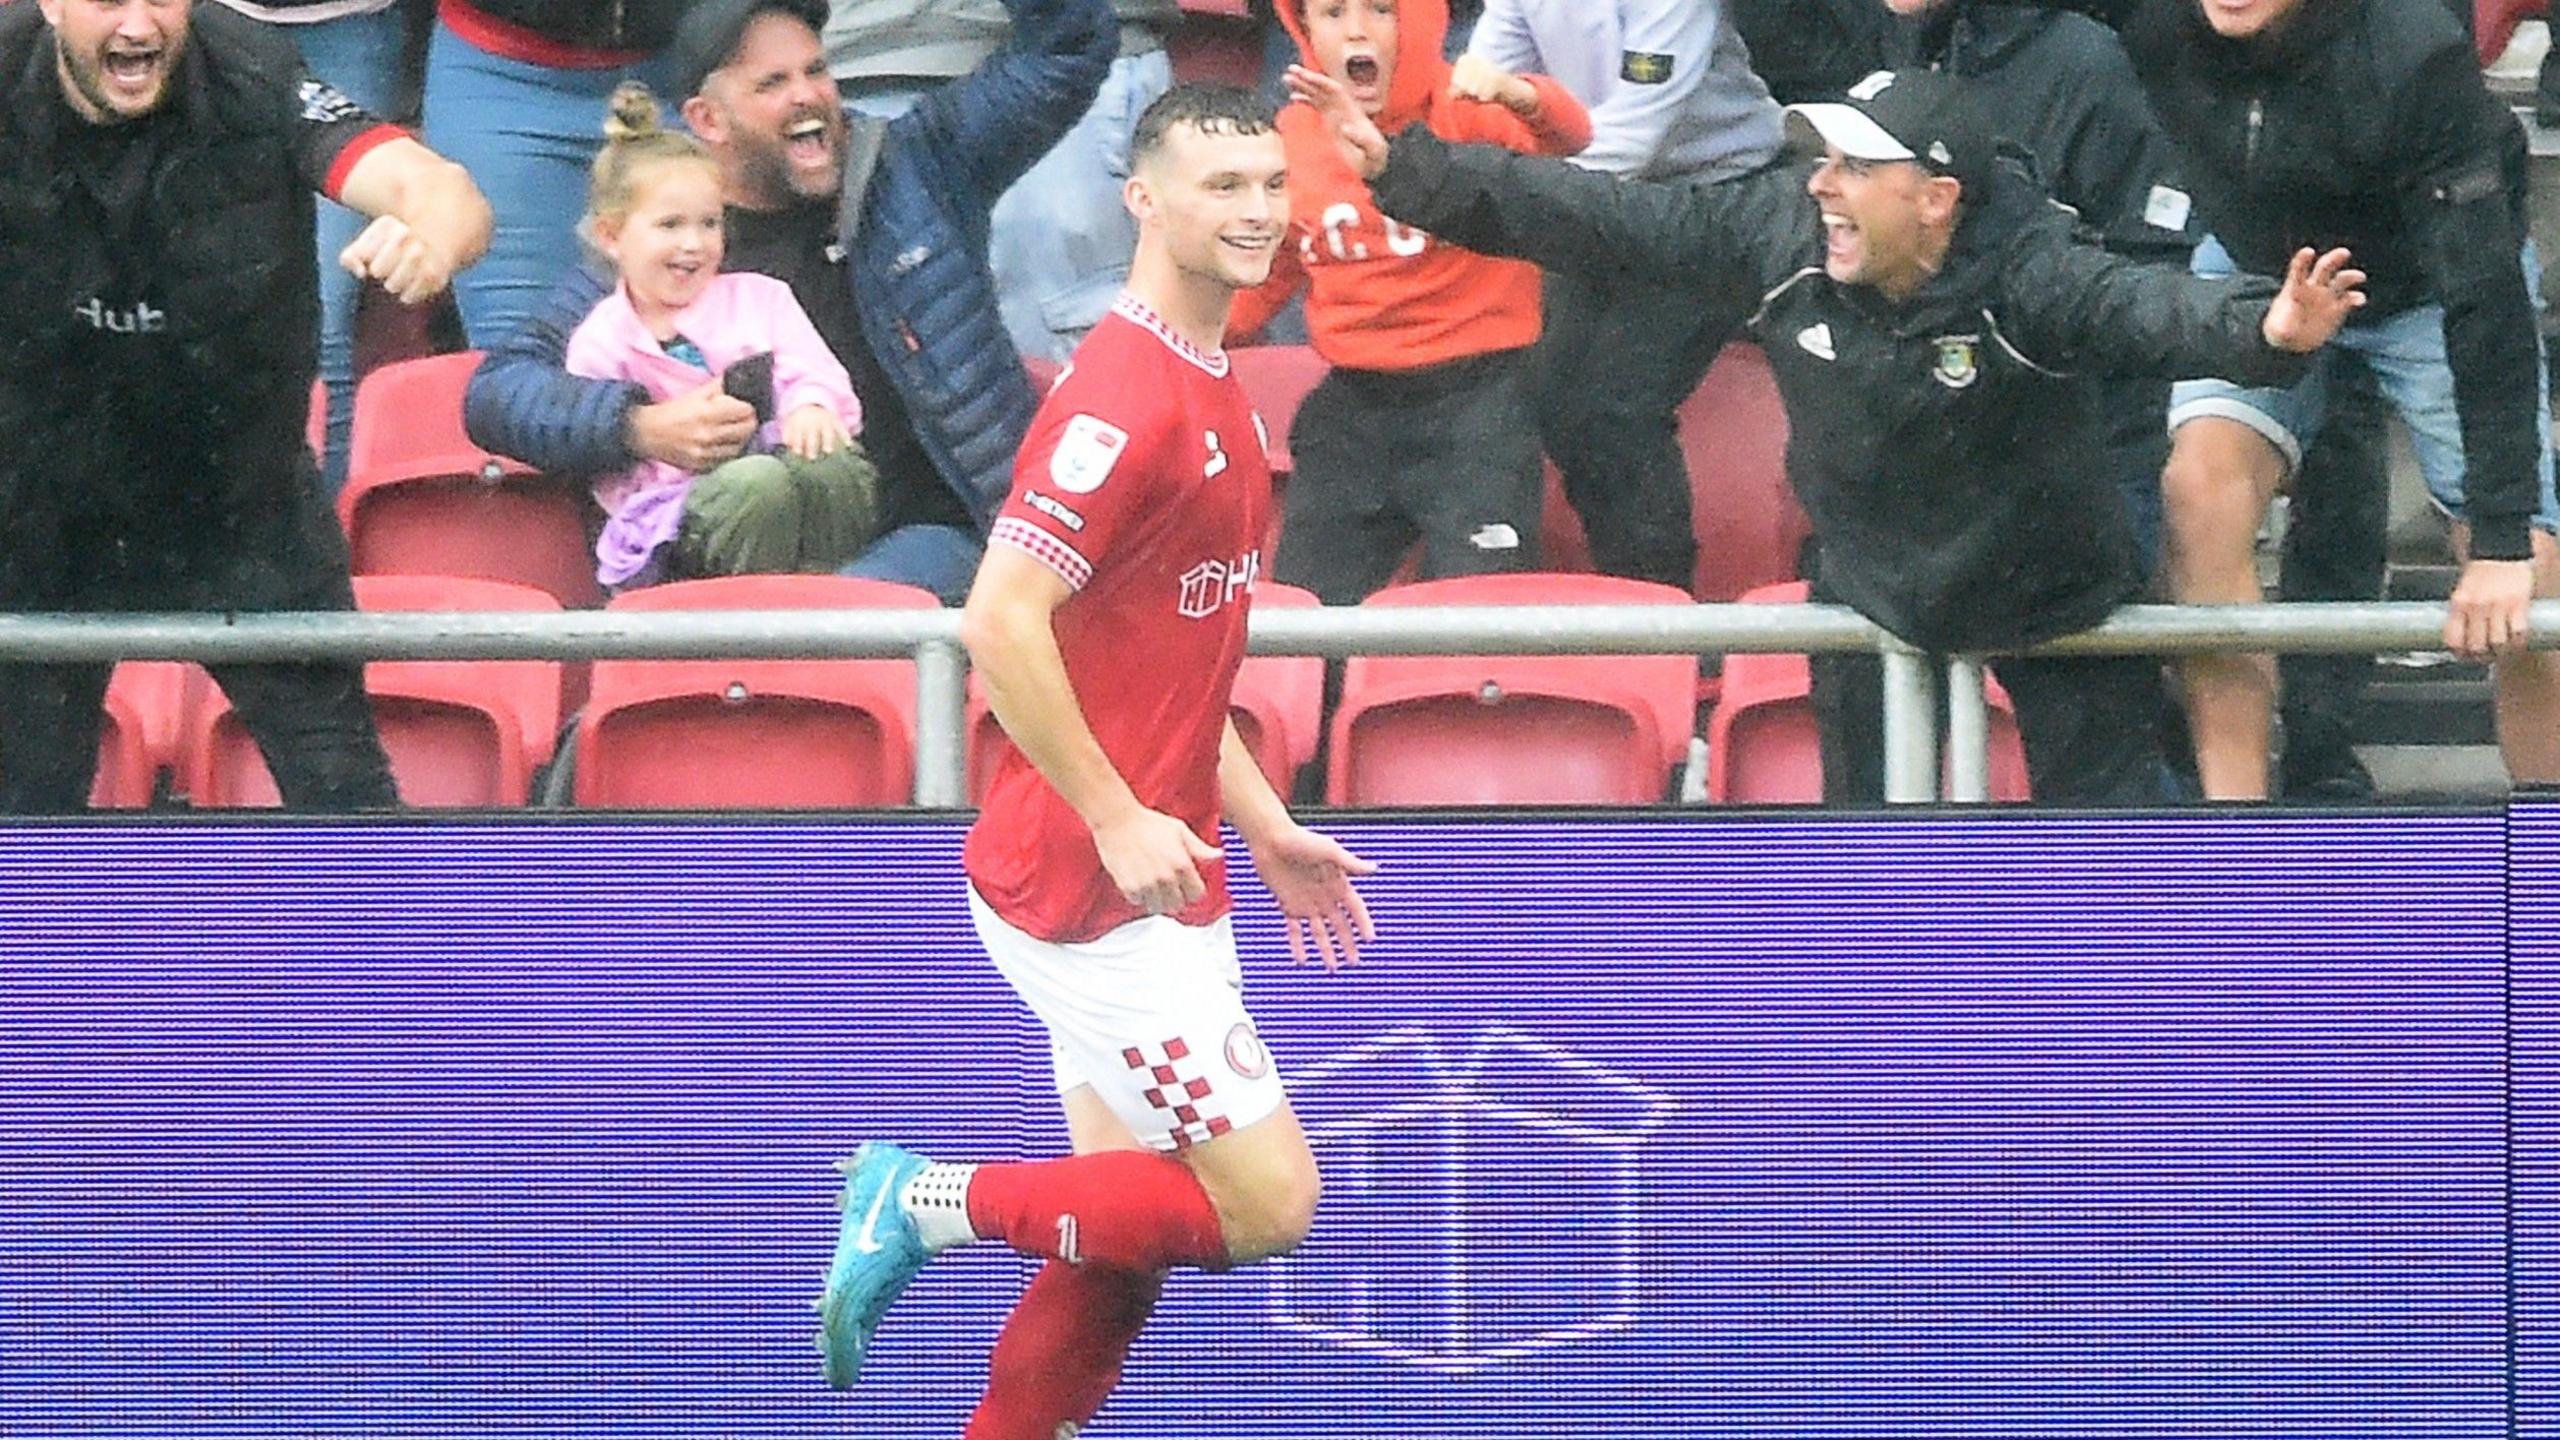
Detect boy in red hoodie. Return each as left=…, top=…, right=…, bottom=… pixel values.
left=1233, top=0, right=1590, bottom=602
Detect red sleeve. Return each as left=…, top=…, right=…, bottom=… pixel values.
left=1440, top=75, right=1593, bottom=158
left=992, top=366, right=1172, bottom=593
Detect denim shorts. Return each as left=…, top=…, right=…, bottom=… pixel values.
left=2167, top=235, right=2560, bottom=534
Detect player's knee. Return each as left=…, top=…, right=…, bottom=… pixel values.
left=1220, top=1156, right=1321, bottom=1264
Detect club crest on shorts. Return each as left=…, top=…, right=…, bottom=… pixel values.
left=1225, top=1022, right=1269, bottom=1079
left=1050, top=414, right=1128, bottom=494
left=1930, top=335, right=1980, bottom=390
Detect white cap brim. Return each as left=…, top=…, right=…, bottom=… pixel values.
left=1783, top=103, right=1914, bottom=164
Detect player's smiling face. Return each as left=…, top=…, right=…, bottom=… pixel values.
left=43, top=0, right=189, bottom=124
left=1302, top=0, right=1397, bottom=119
left=1139, top=121, right=1290, bottom=291
left=595, top=161, right=726, bottom=322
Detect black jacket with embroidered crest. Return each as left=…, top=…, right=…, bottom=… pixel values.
left=0, top=1, right=335, bottom=596
left=1370, top=130, right=2300, bottom=652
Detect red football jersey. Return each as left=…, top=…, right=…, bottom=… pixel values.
left=964, top=295, right=1273, bottom=944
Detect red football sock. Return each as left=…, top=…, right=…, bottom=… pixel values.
left=964, top=1150, right=1228, bottom=1271
left=963, top=1261, right=1163, bottom=1440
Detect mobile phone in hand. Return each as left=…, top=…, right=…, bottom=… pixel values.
left=722, top=351, right=776, bottom=425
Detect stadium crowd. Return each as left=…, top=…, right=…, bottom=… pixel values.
left=1, top=0, right=2553, bottom=810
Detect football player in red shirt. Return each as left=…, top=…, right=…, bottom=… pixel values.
left=817, top=84, right=1376, bottom=1440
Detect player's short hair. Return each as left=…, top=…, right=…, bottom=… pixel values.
left=1131, top=84, right=1280, bottom=169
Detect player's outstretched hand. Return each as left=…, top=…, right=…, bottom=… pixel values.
left=2262, top=246, right=2366, bottom=353
left=1096, top=806, right=1221, bottom=918
left=1250, top=822, right=1377, bottom=973
left=1285, top=64, right=1390, bottom=182
left=340, top=215, right=459, bottom=306
left=2447, top=555, right=2537, bottom=660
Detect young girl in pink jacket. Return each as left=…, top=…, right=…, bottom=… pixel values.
left=565, top=83, right=877, bottom=590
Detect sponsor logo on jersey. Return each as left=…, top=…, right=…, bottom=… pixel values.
left=298, top=78, right=363, bottom=124
left=1931, top=335, right=1980, bottom=390
left=1225, top=1022, right=1269, bottom=1080
left=1050, top=414, right=1129, bottom=495
left=1177, top=551, right=1259, bottom=619
left=1796, top=322, right=1835, bottom=361
left=1621, top=50, right=1676, bottom=86
left=1023, top=490, right=1086, bottom=532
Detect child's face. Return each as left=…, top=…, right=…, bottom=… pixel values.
left=598, top=163, right=725, bottom=318
left=1302, top=0, right=1398, bottom=118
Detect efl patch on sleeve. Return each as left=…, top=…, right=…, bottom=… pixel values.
left=298, top=78, right=363, bottom=124
left=1620, top=51, right=1676, bottom=85
left=1049, top=413, right=1130, bottom=495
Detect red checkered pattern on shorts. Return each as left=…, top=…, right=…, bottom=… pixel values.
left=1120, top=1035, right=1236, bottom=1150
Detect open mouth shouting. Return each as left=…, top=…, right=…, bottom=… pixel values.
left=1340, top=51, right=1382, bottom=105
left=783, top=112, right=836, bottom=171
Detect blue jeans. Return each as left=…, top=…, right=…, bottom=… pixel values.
left=845, top=48, right=1171, bottom=362
left=280, top=5, right=411, bottom=495
left=839, top=523, right=985, bottom=605
left=2171, top=235, right=2560, bottom=534
left=420, top=22, right=672, bottom=350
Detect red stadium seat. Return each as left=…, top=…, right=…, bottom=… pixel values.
left=575, top=574, right=939, bottom=809
left=184, top=576, right=566, bottom=809
left=1325, top=572, right=1698, bottom=805
left=98, top=660, right=211, bottom=805
left=2478, top=0, right=2549, bottom=63
left=1685, top=344, right=1809, bottom=603
left=966, top=581, right=1326, bottom=804
left=90, top=682, right=156, bottom=809
left=340, top=352, right=604, bottom=609
left=1230, top=344, right=1326, bottom=479
left=1169, top=2, right=1261, bottom=86
left=1706, top=581, right=2029, bottom=803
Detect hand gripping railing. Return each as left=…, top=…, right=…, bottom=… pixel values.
left=0, top=600, right=2546, bottom=806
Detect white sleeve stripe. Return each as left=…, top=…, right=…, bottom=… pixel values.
left=991, top=517, right=1093, bottom=591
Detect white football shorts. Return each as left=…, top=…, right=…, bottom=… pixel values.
left=967, top=886, right=1287, bottom=1153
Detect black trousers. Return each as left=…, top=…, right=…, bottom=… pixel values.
left=1532, top=265, right=1752, bottom=591
left=0, top=469, right=397, bottom=814
left=1810, top=643, right=2173, bottom=807
left=1274, top=348, right=1545, bottom=606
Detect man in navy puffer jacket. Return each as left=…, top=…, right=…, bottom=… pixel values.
left=464, top=0, right=1112, bottom=603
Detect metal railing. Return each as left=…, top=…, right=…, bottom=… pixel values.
left=0, top=599, right=2543, bottom=806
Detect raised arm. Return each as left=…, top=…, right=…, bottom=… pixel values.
left=2000, top=220, right=2358, bottom=385
left=1286, top=68, right=1795, bottom=294
left=333, top=137, right=493, bottom=305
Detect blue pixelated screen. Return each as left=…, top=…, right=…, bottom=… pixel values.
left=6, top=806, right=2559, bottom=1438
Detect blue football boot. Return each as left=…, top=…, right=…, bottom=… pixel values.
left=816, top=1141, right=933, bottom=1389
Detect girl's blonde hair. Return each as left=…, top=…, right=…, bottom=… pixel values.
left=583, top=82, right=719, bottom=247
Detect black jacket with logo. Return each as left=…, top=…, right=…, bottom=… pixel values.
left=0, top=2, right=349, bottom=602
left=2081, top=0, right=2540, bottom=559
left=1370, top=130, right=2301, bottom=652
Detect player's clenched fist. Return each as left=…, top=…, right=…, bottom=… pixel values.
left=339, top=214, right=461, bottom=306
left=1093, top=806, right=1222, bottom=917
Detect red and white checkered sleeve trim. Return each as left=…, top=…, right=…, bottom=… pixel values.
left=990, top=517, right=1093, bottom=592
